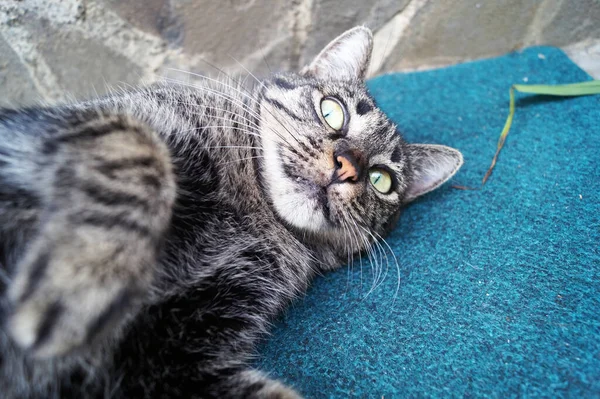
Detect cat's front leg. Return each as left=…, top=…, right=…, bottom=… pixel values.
left=187, top=368, right=302, bottom=399
left=230, top=369, right=303, bottom=399
left=8, top=114, right=176, bottom=357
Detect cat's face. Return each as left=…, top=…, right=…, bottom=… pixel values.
left=257, top=27, right=462, bottom=252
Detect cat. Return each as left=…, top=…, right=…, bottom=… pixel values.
left=0, top=26, right=462, bottom=398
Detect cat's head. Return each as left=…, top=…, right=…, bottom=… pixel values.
left=257, top=26, right=462, bottom=253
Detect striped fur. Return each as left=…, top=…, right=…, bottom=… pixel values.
left=0, top=27, right=462, bottom=398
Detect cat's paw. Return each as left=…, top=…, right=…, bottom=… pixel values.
left=233, top=370, right=304, bottom=399
left=8, top=216, right=154, bottom=358
left=7, top=115, right=175, bottom=357
left=253, top=383, right=303, bottom=399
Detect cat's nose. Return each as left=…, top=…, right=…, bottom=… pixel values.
left=334, top=149, right=363, bottom=183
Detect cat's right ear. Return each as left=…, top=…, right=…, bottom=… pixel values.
left=301, top=26, right=373, bottom=81
left=404, top=144, right=464, bottom=203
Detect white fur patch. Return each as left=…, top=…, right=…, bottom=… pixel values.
left=260, top=117, right=328, bottom=232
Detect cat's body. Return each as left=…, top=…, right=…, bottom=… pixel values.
left=0, top=83, right=317, bottom=398
left=0, top=28, right=462, bottom=398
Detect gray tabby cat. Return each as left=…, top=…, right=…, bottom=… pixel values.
left=0, top=27, right=462, bottom=398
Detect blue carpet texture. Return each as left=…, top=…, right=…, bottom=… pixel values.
left=256, top=47, right=600, bottom=398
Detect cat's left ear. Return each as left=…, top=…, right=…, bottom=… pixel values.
left=404, top=144, right=464, bottom=203
left=301, top=26, right=373, bottom=81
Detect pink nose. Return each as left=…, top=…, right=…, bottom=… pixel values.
left=336, top=154, right=358, bottom=182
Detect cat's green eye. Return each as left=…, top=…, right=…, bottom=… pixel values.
left=320, top=98, right=345, bottom=131
left=369, top=168, right=393, bottom=194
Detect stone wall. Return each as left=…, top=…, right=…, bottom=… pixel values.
left=1, top=0, right=599, bottom=106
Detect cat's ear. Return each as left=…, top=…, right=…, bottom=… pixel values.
left=404, top=144, right=463, bottom=202
left=301, top=26, right=373, bottom=81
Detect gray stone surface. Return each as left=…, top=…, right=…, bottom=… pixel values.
left=382, top=0, right=541, bottom=70
left=381, top=0, right=600, bottom=73
left=299, top=0, right=411, bottom=67
left=175, top=1, right=291, bottom=66
left=0, top=37, right=40, bottom=107
left=536, top=0, right=600, bottom=45
left=0, top=0, right=599, bottom=107
left=98, top=0, right=176, bottom=40
left=33, top=18, right=145, bottom=101
left=565, top=39, right=600, bottom=79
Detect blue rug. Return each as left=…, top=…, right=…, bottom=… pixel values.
left=256, top=47, right=600, bottom=398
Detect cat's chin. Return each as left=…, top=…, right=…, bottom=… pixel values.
left=270, top=177, right=332, bottom=233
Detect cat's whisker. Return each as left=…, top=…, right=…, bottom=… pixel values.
left=184, top=108, right=282, bottom=147
left=201, top=56, right=301, bottom=151
left=185, top=119, right=277, bottom=149
left=361, top=227, right=390, bottom=295
left=352, top=220, right=379, bottom=292
left=339, top=217, right=355, bottom=293
left=372, top=230, right=402, bottom=305
left=227, top=56, right=306, bottom=146
left=227, top=55, right=264, bottom=90
left=352, top=221, right=366, bottom=291
left=360, top=238, right=378, bottom=296
left=185, top=109, right=259, bottom=128
left=165, top=68, right=253, bottom=106
left=364, top=243, right=381, bottom=296
left=346, top=210, right=402, bottom=303
left=201, top=145, right=263, bottom=150
left=177, top=119, right=267, bottom=150
left=189, top=107, right=263, bottom=131
left=339, top=210, right=363, bottom=290
left=161, top=72, right=302, bottom=148
left=344, top=211, right=388, bottom=299
left=158, top=76, right=288, bottom=143
left=182, top=125, right=261, bottom=140
left=343, top=210, right=375, bottom=295
left=159, top=77, right=253, bottom=116
left=217, top=155, right=265, bottom=166
left=192, top=87, right=294, bottom=150
left=365, top=228, right=388, bottom=292
left=184, top=123, right=260, bottom=139
left=343, top=219, right=355, bottom=290
left=241, top=71, right=253, bottom=87
left=260, top=46, right=273, bottom=74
